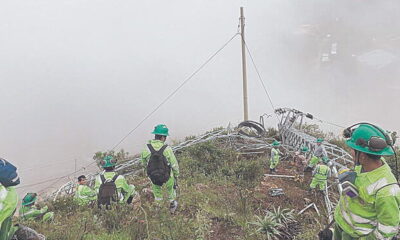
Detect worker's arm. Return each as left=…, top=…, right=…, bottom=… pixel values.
left=373, top=186, right=400, bottom=239
left=327, top=168, right=331, bottom=178
left=116, top=176, right=136, bottom=202
left=140, top=147, right=151, bottom=167
left=312, top=166, right=318, bottom=176
left=82, top=185, right=97, bottom=200
left=0, top=187, right=17, bottom=225
left=165, top=146, right=179, bottom=178
left=93, top=175, right=102, bottom=193
left=271, top=150, right=275, bottom=160
left=22, top=206, right=48, bottom=219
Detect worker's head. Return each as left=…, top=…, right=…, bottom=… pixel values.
left=100, top=156, right=117, bottom=171
left=343, top=123, right=394, bottom=165
left=78, top=175, right=87, bottom=185
left=152, top=124, right=169, bottom=142
left=321, top=156, right=330, bottom=165
left=22, top=193, right=37, bottom=206
left=272, top=140, right=281, bottom=148
left=316, top=138, right=324, bottom=146
left=300, top=146, right=309, bottom=153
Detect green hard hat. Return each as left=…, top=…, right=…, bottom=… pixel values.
left=22, top=193, right=37, bottom=206
left=101, top=155, right=116, bottom=168
left=300, top=146, right=309, bottom=152
left=151, top=124, right=169, bottom=136
left=272, top=140, right=280, bottom=146
left=316, top=138, right=324, bottom=143
left=346, top=124, right=394, bottom=156
left=321, top=156, right=329, bottom=163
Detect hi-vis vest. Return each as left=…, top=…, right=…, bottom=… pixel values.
left=271, top=148, right=280, bottom=163
left=0, top=185, right=18, bottom=225
left=334, top=161, right=400, bottom=239
left=314, top=165, right=329, bottom=180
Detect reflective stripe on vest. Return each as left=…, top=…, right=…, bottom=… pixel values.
left=271, top=148, right=279, bottom=162
left=315, top=165, right=329, bottom=180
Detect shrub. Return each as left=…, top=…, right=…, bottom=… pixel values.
left=249, top=215, right=283, bottom=240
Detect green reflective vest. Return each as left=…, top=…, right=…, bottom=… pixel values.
left=94, top=171, right=136, bottom=203
left=0, top=185, right=18, bottom=226
left=334, top=161, right=400, bottom=239
left=19, top=205, right=49, bottom=220
left=313, top=164, right=330, bottom=180
left=74, top=184, right=97, bottom=205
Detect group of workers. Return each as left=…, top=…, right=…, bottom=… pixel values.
left=1, top=122, right=399, bottom=240
left=269, top=123, right=400, bottom=240
left=269, top=137, right=331, bottom=191
left=0, top=124, right=179, bottom=240
left=74, top=124, right=179, bottom=212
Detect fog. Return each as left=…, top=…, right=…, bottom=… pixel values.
left=0, top=0, right=399, bottom=194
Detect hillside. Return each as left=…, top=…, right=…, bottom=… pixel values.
left=16, top=133, right=337, bottom=240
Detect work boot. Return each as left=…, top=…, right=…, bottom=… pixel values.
left=170, top=200, right=178, bottom=214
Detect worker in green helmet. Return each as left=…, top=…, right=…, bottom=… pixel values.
left=0, top=183, right=18, bottom=240
left=94, top=156, right=138, bottom=208
left=141, top=124, right=180, bottom=213
left=333, top=123, right=400, bottom=239
left=310, top=156, right=331, bottom=192
left=74, top=175, right=97, bottom=206
left=19, top=193, right=54, bottom=222
left=295, top=146, right=309, bottom=172
left=269, top=140, right=281, bottom=173
left=306, top=138, right=327, bottom=171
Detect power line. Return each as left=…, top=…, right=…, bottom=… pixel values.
left=110, top=32, right=240, bottom=150
left=242, top=36, right=347, bottom=129
left=241, top=36, right=279, bottom=121
left=28, top=32, right=240, bottom=193
left=20, top=159, right=97, bottom=191
left=313, top=117, right=346, bottom=129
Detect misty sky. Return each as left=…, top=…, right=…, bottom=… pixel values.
left=1, top=0, right=399, bottom=194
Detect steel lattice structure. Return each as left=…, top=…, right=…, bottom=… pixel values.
left=52, top=109, right=353, bottom=222
left=50, top=125, right=278, bottom=200
left=275, top=108, right=352, bottom=221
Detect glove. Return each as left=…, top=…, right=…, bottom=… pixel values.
left=174, top=177, right=178, bottom=189
left=318, top=228, right=333, bottom=240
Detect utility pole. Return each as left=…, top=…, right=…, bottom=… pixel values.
left=240, top=7, right=249, bottom=121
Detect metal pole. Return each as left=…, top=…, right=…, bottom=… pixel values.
left=240, top=7, right=249, bottom=121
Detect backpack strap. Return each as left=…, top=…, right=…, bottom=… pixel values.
left=100, top=174, right=106, bottom=184
left=157, top=145, right=168, bottom=154
left=111, top=174, right=119, bottom=183
left=147, top=144, right=156, bottom=154
left=147, top=144, right=168, bottom=154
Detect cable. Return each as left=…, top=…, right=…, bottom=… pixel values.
left=18, top=160, right=97, bottom=191
left=110, top=32, right=240, bottom=150
left=29, top=32, right=240, bottom=193
left=314, top=117, right=346, bottom=129
left=240, top=35, right=280, bottom=122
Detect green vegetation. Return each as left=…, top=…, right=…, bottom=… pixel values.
left=18, top=129, right=337, bottom=239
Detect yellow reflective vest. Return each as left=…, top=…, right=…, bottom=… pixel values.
left=334, top=161, right=400, bottom=239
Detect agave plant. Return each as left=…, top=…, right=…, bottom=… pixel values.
left=249, top=214, right=283, bottom=240
left=267, top=206, right=296, bottom=226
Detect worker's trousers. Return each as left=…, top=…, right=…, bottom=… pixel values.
left=310, top=178, right=327, bottom=190
left=334, top=223, right=376, bottom=240
left=152, top=175, right=176, bottom=202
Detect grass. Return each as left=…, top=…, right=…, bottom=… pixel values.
left=17, top=140, right=322, bottom=240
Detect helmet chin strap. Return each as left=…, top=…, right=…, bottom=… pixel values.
left=355, top=150, right=361, bottom=166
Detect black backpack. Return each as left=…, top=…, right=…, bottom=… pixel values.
left=146, top=144, right=170, bottom=186
left=97, top=174, right=119, bottom=209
